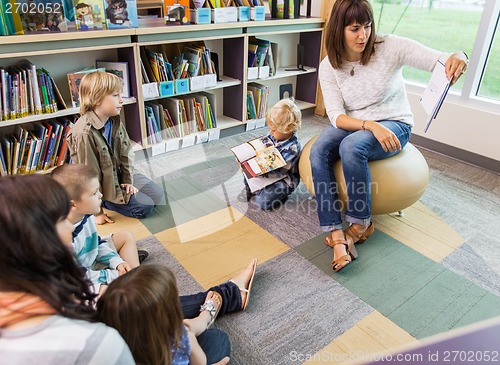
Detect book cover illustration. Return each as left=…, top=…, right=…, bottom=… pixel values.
left=164, top=0, right=189, bottom=24
left=18, top=0, right=68, bottom=33
left=96, top=60, right=130, bottom=97
left=104, top=0, right=138, bottom=28
left=67, top=67, right=105, bottom=108
left=74, top=0, right=105, bottom=30
left=231, top=135, right=286, bottom=178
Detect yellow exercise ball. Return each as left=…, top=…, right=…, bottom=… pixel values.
left=298, top=135, right=429, bottom=215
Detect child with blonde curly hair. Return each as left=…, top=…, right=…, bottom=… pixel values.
left=245, top=98, right=302, bottom=210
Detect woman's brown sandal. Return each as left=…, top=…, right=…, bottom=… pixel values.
left=330, top=234, right=358, bottom=272
left=344, top=222, right=375, bottom=244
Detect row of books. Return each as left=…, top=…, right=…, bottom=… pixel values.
left=145, top=92, right=216, bottom=144
left=1, top=59, right=130, bottom=121
left=0, top=61, right=66, bottom=122
left=248, top=37, right=277, bottom=77
left=140, top=43, right=217, bottom=84
left=0, top=117, right=72, bottom=176
left=0, top=0, right=139, bottom=36
left=247, top=83, right=269, bottom=120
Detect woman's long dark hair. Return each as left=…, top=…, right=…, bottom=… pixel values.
left=325, top=0, right=376, bottom=68
left=0, top=174, right=97, bottom=320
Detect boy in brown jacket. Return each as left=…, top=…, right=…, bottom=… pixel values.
left=67, top=71, right=164, bottom=224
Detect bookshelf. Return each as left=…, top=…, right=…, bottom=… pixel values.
left=0, top=18, right=323, bottom=172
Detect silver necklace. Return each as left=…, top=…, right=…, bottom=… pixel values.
left=349, top=61, right=357, bottom=76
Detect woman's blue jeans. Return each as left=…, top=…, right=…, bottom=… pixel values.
left=310, top=121, right=412, bottom=231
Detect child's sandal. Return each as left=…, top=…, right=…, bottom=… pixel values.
left=200, top=291, right=222, bottom=328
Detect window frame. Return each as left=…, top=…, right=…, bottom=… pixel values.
left=393, top=0, right=500, bottom=114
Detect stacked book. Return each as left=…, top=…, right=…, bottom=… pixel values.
left=1, top=60, right=66, bottom=122
left=144, top=92, right=217, bottom=145
left=0, top=117, right=73, bottom=176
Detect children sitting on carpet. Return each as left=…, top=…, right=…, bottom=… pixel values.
left=67, top=71, right=164, bottom=225
left=0, top=174, right=135, bottom=364
left=244, top=98, right=302, bottom=210
left=98, top=264, right=231, bottom=365
left=51, top=163, right=146, bottom=295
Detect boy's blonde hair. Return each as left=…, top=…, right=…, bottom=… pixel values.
left=79, top=71, right=122, bottom=115
left=51, top=163, right=99, bottom=201
left=266, top=98, right=302, bottom=134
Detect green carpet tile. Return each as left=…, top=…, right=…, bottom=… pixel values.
left=295, top=229, right=500, bottom=339
left=140, top=175, right=229, bottom=234
left=180, top=156, right=236, bottom=175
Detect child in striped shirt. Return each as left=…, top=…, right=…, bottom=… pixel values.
left=52, top=163, right=145, bottom=295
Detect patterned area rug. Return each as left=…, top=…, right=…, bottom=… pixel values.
left=121, top=115, right=500, bottom=364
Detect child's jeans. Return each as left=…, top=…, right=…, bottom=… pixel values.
left=102, top=173, right=165, bottom=219
left=246, top=179, right=294, bottom=211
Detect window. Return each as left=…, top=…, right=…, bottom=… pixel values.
left=370, top=1, right=484, bottom=93
left=477, top=16, right=500, bottom=100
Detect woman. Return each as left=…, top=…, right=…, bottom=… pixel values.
left=0, top=175, right=134, bottom=364
left=311, top=0, right=467, bottom=271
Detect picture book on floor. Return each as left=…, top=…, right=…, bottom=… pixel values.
left=104, top=0, right=138, bottom=28
left=231, top=135, right=286, bottom=178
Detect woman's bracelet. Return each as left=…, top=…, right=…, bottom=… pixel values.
left=361, top=120, right=367, bottom=130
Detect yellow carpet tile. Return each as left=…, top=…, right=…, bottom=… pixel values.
left=155, top=206, right=289, bottom=289
left=373, top=202, right=464, bottom=262
left=95, top=209, right=152, bottom=241
left=304, top=311, right=416, bottom=364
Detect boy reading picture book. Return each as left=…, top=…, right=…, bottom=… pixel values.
left=232, top=98, right=302, bottom=211
left=231, top=136, right=286, bottom=179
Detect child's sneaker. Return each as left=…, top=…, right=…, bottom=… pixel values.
left=245, top=186, right=254, bottom=202
left=138, top=250, right=149, bottom=263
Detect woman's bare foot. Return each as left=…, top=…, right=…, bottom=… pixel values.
left=230, top=258, right=257, bottom=310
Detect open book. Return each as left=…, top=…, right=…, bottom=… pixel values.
left=231, top=136, right=287, bottom=192
left=420, top=60, right=451, bottom=133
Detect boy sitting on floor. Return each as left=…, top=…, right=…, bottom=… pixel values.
left=244, top=98, right=302, bottom=210
left=51, top=163, right=147, bottom=294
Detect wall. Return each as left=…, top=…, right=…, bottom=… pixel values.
left=408, top=90, right=500, bottom=172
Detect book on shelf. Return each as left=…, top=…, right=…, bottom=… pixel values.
left=420, top=60, right=451, bottom=133
left=249, top=37, right=270, bottom=68
left=0, top=118, right=71, bottom=175
left=67, top=67, right=106, bottom=108
left=192, top=92, right=216, bottom=129
left=0, top=61, right=65, bottom=121
left=247, top=83, right=269, bottom=119
left=1, top=0, right=24, bottom=36
left=17, top=0, right=68, bottom=33
left=164, top=0, right=190, bottom=24
left=230, top=135, right=286, bottom=179
left=96, top=60, right=131, bottom=98
left=73, top=0, right=105, bottom=30
left=104, top=0, right=138, bottom=28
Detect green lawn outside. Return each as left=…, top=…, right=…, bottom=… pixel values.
left=370, top=3, right=499, bottom=99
